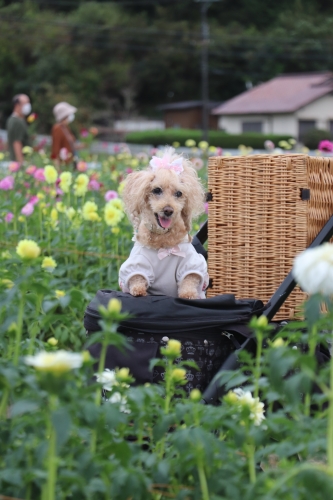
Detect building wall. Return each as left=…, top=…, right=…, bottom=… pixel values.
left=218, top=114, right=298, bottom=137
left=296, top=94, right=333, bottom=130
left=165, top=108, right=218, bottom=129
left=218, top=114, right=294, bottom=134
left=217, top=94, right=333, bottom=137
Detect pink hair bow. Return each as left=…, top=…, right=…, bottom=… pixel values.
left=157, top=245, right=186, bottom=260
left=149, top=155, right=184, bottom=174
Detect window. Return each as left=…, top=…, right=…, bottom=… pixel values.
left=242, top=121, right=262, bottom=133
left=298, top=120, right=316, bottom=139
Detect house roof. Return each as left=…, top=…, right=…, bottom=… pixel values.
left=157, top=100, right=222, bottom=111
left=212, top=72, right=333, bottom=115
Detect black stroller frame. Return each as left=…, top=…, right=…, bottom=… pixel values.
left=192, top=216, right=333, bottom=405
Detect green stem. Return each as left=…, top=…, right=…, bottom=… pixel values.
left=13, top=294, right=25, bottom=366
left=254, top=329, right=263, bottom=399
left=305, top=325, right=317, bottom=417
left=91, top=338, right=108, bottom=454
left=43, top=395, right=58, bottom=500
left=157, top=359, right=173, bottom=459
left=99, top=225, right=103, bottom=288
left=197, top=457, right=210, bottom=500
left=0, top=387, right=9, bottom=420
left=247, top=442, right=256, bottom=484
left=39, top=207, right=43, bottom=240
left=327, top=330, right=333, bottom=473
left=164, top=359, right=173, bottom=414
left=47, top=224, right=51, bottom=254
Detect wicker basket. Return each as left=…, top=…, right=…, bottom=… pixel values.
left=207, top=154, right=333, bottom=319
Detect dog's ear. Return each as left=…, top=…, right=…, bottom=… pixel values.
left=180, top=164, right=206, bottom=232
left=122, top=170, right=154, bottom=220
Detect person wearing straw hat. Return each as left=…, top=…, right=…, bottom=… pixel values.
left=51, top=102, right=78, bottom=168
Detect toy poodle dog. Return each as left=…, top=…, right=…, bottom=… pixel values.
left=119, top=147, right=208, bottom=299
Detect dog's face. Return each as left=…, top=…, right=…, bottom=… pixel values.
left=122, top=154, right=205, bottom=237
left=148, top=168, right=186, bottom=231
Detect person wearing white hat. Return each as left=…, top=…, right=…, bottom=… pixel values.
left=51, top=102, right=78, bottom=167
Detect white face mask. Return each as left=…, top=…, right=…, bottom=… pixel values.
left=21, top=103, right=31, bottom=116
left=67, top=113, right=75, bottom=123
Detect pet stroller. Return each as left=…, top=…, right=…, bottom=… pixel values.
left=84, top=154, right=333, bottom=404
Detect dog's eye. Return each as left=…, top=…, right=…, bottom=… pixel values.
left=152, top=187, right=162, bottom=195
left=175, top=191, right=183, bottom=198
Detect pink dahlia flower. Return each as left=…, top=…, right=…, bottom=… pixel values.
left=0, top=176, right=14, bottom=190
left=318, top=140, right=333, bottom=152
left=88, top=179, right=100, bottom=191
left=29, top=195, right=39, bottom=205
left=5, top=212, right=14, bottom=223
left=77, top=161, right=88, bottom=172
left=104, top=190, right=118, bottom=202
left=34, top=168, right=45, bottom=182
left=21, top=203, right=34, bottom=216
left=26, top=165, right=37, bottom=175
left=9, top=162, right=20, bottom=172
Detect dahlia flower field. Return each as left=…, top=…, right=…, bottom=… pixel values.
left=1, top=146, right=333, bottom=500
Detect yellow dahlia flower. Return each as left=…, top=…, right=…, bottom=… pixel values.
left=108, top=198, right=124, bottom=211
left=56, top=202, right=65, bottom=213
left=50, top=208, right=58, bottom=221
left=16, top=239, right=41, bottom=259
left=44, top=165, right=58, bottom=184
left=73, top=174, right=89, bottom=197
left=59, top=171, right=72, bottom=193
left=104, top=205, right=123, bottom=227
left=66, top=207, right=76, bottom=220
left=41, top=256, right=57, bottom=270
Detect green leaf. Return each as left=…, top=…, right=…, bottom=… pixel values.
left=51, top=407, right=72, bottom=451
left=42, top=299, right=58, bottom=313
left=109, top=440, right=131, bottom=466
left=11, top=399, right=40, bottom=417
left=59, top=294, right=71, bottom=308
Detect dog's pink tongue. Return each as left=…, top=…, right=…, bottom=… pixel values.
left=159, top=216, right=172, bottom=229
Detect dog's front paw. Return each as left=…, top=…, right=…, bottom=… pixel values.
left=130, top=284, right=147, bottom=297
left=178, top=290, right=199, bottom=300
left=128, top=275, right=148, bottom=297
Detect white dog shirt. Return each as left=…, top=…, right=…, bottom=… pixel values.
left=119, top=238, right=209, bottom=298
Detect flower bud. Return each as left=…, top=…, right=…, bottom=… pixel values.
left=171, top=368, right=186, bottom=383
left=272, top=337, right=285, bottom=348
left=47, top=337, right=58, bottom=346
left=164, top=339, right=181, bottom=358
left=1, top=278, right=14, bottom=289
left=82, top=350, right=91, bottom=363
left=256, top=315, right=268, bottom=328
left=189, top=388, right=201, bottom=402
left=107, top=298, right=122, bottom=314
left=116, top=367, right=131, bottom=383
left=224, top=390, right=239, bottom=405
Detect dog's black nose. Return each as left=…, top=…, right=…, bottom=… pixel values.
left=163, top=206, right=174, bottom=217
